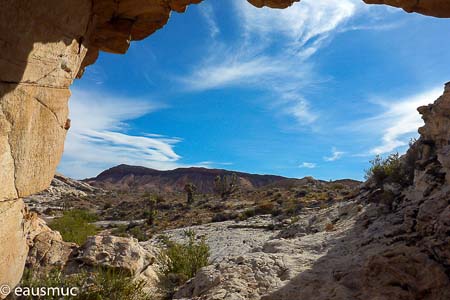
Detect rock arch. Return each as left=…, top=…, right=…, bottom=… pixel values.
left=0, top=0, right=449, bottom=293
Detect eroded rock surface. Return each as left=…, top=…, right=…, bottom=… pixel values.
left=77, top=235, right=156, bottom=276
left=24, top=173, right=104, bottom=215
left=74, top=235, right=163, bottom=295
left=147, top=215, right=282, bottom=264
left=0, top=200, right=28, bottom=292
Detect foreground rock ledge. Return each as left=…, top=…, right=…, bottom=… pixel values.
left=1, top=0, right=450, bottom=295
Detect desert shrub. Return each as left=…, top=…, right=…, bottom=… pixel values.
left=211, top=212, right=237, bottom=222
left=270, top=208, right=283, bottom=217
left=128, top=226, right=148, bottom=241
left=162, top=230, right=210, bottom=284
left=111, top=225, right=128, bottom=237
left=112, top=225, right=149, bottom=242
left=329, top=183, right=344, bottom=190
left=49, top=209, right=98, bottom=245
left=283, top=201, right=303, bottom=216
left=81, top=268, right=150, bottom=300
left=295, top=190, right=308, bottom=198
left=155, top=194, right=165, bottom=203
left=319, top=203, right=329, bottom=210
left=240, top=208, right=256, bottom=220
left=255, top=202, right=275, bottom=215
left=365, top=153, right=409, bottom=186
left=20, top=268, right=151, bottom=300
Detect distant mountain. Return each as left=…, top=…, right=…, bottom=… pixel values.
left=85, top=164, right=297, bottom=194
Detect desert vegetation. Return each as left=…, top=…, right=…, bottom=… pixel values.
left=158, top=230, right=210, bottom=297
left=365, top=152, right=415, bottom=187
left=19, top=268, right=151, bottom=300
left=49, top=210, right=99, bottom=245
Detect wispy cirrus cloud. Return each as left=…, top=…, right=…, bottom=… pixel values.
left=58, top=89, right=183, bottom=178
left=198, top=2, right=220, bottom=38
left=179, top=0, right=362, bottom=125
left=354, top=87, right=442, bottom=156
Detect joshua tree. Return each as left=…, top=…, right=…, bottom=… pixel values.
left=184, top=183, right=197, bottom=204
left=214, top=173, right=239, bottom=200
left=144, top=195, right=157, bottom=225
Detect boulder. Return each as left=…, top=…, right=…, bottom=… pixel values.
left=26, top=231, right=77, bottom=271
left=77, top=235, right=156, bottom=276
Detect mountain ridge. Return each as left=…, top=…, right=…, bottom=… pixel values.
left=86, top=164, right=360, bottom=193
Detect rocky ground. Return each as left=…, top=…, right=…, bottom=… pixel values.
left=24, top=174, right=104, bottom=217
left=19, top=85, right=450, bottom=300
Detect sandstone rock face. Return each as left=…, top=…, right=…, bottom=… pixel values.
left=0, top=200, right=28, bottom=292
left=0, top=0, right=91, bottom=199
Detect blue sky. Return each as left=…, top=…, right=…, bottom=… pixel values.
left=59, top=0, right=450, bottom=180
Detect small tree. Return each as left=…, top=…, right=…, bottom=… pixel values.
left=144, top=195, right=157, bottom=225
left=214, top=173, right=239, bottom=199
left=184, top=183, right=197, bottom=204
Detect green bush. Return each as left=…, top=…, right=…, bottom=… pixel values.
left=111, top=225, right=128, bottom=237
left=365, top=153, right=408, bottom=186
left=329, top=183, right=344, bottom=190
left=129, top=226, right=148, bottom=241
left=20, top=268, right=151, bottom=300
left=239, top=208, right=256, bottom=220
left=162, top=230, right=210, bottom=284
left=49, top=209, right=99, bottom=245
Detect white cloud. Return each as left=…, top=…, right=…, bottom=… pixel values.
left=360, top=87, right=442, bottom=155
left=324, top=147, right=345, bottom=161
left=58, top=89, right=183, bottom=179
left=299, top=162, right=317, bottom=169
left=180, top=0, right=362, bottom=125
left=198, top=2, right=220, bottom=38
left=236, top=0, right=357, bottom=57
